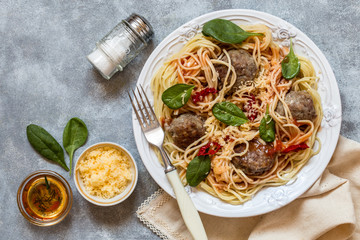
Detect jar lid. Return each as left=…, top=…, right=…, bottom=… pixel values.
left=124, top=13, right=154, bottom=43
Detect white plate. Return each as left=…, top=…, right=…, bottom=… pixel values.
left=132, top=9, right=341, bottom=217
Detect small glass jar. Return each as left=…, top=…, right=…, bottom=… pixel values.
left=17, top=170, right=73, bottom=226
left=87, top=13, right=154, bottom=80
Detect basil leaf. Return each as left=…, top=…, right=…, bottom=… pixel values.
left=202, top=19, right=263, bottom=44
left=281, top=39, right=301, bottom=79
left=161, top=84, right=195, bottom=109
left=186, top=155, right=211, bottom=187
left=63, top=117, right=88, bottom=176
left=212, top=102, right=248, bottom=126
left=26, top=124, right=69, bottom=171
left=259, top=106, right=275, bottom=142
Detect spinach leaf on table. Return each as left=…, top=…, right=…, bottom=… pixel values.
left=186, top=155, right=211, bottom=187
left=202, top=19, right=263, bottom=44
left=212, top=102, right=248, bottom=126
left=26, top=124, right=69, bottom=171
left=161, top=84, right=195, bottom=109
left=63, top=117, right=88, bottom=176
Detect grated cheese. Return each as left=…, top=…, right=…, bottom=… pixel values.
left=77, top=146, right=132, bottom=199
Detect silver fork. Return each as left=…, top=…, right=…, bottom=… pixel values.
left=129, top=85, right=208, bottom=240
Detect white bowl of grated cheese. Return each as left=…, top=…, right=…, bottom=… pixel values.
left=74, top=142, right=138, bottom=206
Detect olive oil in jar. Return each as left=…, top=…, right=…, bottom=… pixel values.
left=22, top=176, right=68, bottom=220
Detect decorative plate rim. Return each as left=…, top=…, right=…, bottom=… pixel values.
left=132, top=9, right=341, bottom=217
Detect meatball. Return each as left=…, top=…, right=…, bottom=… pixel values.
left=167, top=113, right=205, bottom=149
left=215, top=49, right=258, bottom=94
left=276, top=90, right=317, bottom=121
left=231, top=139, right=275, bottom=176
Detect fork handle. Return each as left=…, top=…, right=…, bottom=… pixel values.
left=166, top=170, right=208, bottom=240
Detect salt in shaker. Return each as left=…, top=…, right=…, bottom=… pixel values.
left=87, top=14, right=154, bottom=80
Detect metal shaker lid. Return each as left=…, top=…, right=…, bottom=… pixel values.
left=124, top=13, right=154, bottom=43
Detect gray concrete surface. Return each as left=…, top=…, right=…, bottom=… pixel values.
left=1, top=0, right=359, bottom=239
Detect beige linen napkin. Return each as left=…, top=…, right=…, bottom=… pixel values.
left=137, top=136, right=359, bottom=240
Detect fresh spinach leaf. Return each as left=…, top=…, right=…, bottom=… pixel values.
left=281, top=39, right=301, bottom=79
left=212, top=102, right=248, bottom=126
left=186, top=155, right=211, bottom=187
left=202, top=19, right=263, bottom=44
left=161, top=84, right=195, bottom=109
left=259, top=105, right=275, bottom=142
left=63, top=117, right=88, bottom=175
left=26, top=124, right=69, bottom=171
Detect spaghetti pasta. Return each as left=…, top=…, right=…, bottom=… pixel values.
left=151, top=23, right=322, bottom=204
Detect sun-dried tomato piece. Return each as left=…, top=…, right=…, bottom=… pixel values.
left=282, top=143, right=309, bottom=153
left=192, top=87, right=218, bottom=103
left=244, top=94, right=258, bottom=121
left=198, top=142, right=222, bottom=156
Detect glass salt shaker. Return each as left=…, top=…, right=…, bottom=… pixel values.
left=87, top=13, right=154, bottom=80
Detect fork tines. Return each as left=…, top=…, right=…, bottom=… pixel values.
left=128, top=85, right=159, bottom=130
